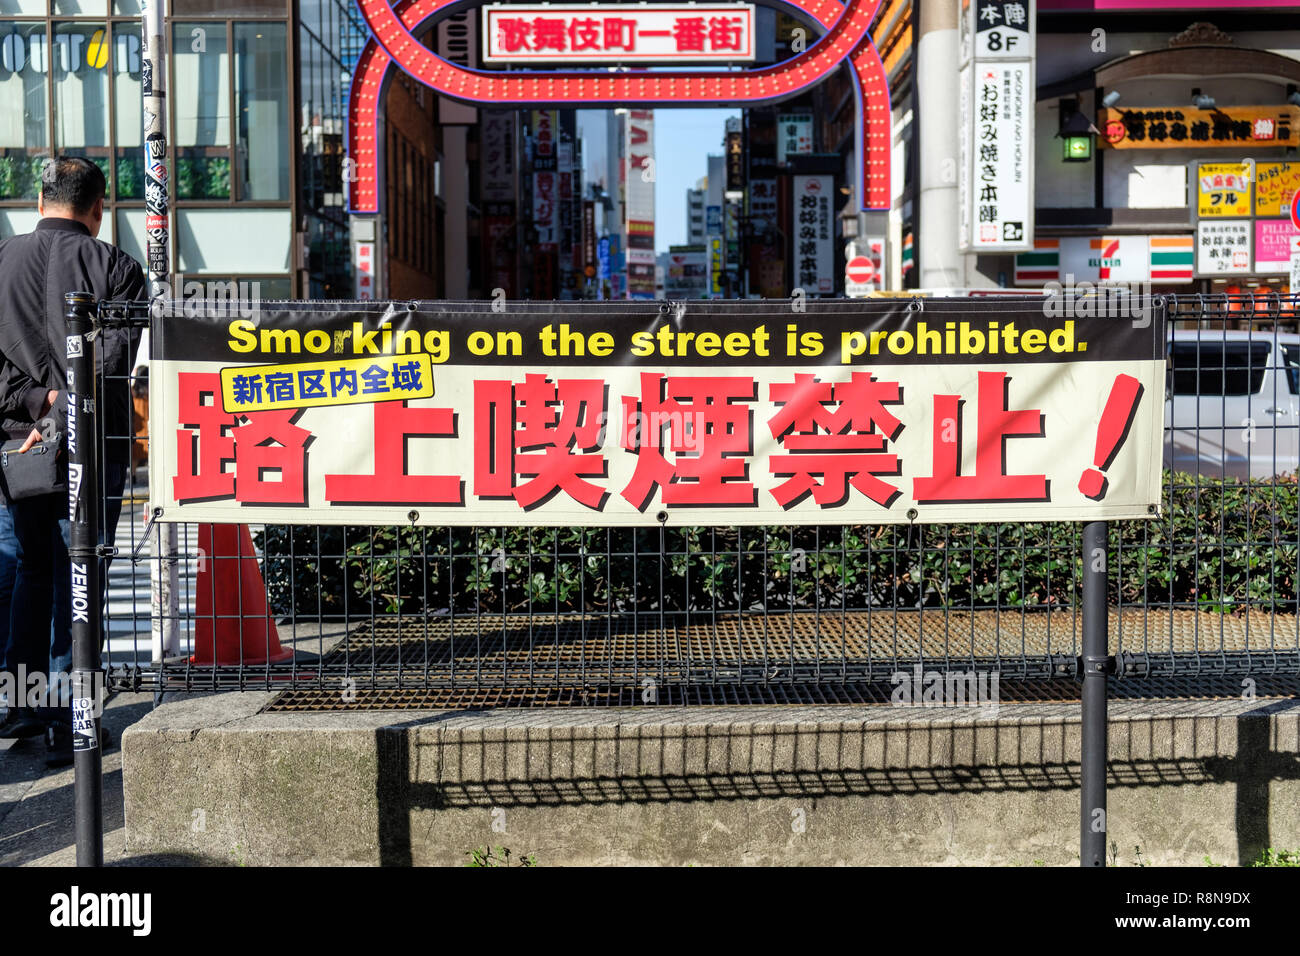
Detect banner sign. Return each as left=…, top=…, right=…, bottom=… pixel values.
left=726, top=130, right=745, bottom=190
left=1014, top=236, right=1194, bottom=285
left=793, top=174, right=834, bottom=295
left=971, top=0, right=1033, bottom=58
left=665, top=245, right=709, bottom=298
left=354, top=242, right=375, bottom=300
left=1101, top=107, right=1298, bottom=150
left=480, top=112, right=516, bottom=202
left=959, top=1, right=1034, bottom=252
left=1195, top=161, right=1252, bottom=218
left=960, top=60, right=1032, bottom=251
left=582, top=201, right=597, bottom=277
left=152, top=301, right=1165, bottom=527
left=776, top=113, right=813, bottom=165
left=1255, top=218, right=1300, bottom=274
left=1256, top=162, right=1300, bottom=217
left=1196, top=220, right=1252, bottom=275
left=624, top=110, right=655, bottom=299
left=709, top=235, right=724, bottom=296
left=749, top=177, right=777, bottom=230
left=482, top=4, right=756, bottom=63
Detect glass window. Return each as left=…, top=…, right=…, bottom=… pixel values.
left=0, top=22, right=49, bottom=200
left=113, top=0, right=143, bottom=14
left=176, top=207, right=292, bottom=273
left=242, top=275, right=291, bottom=299
left=1283, top=346, right=1300, bottom=395
left=115, top=207, right=145, bottom=263
left=0, top=1, right=47, bottom=14
left=113, top=23, right=143, bottom=199
left=53, top=22, right=111, bottom=193
left=173, top=0, right=288, bottom=14
left=1170, top=342, right=1271, bottom=397
left=234, top=23, right=288, bottom=200
left=172, top=21, right=230, bottom=199
left=0, top=208, right=40, bottom=239
left=53, top=1, right=109, bottom=14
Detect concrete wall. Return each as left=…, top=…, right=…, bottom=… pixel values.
left=121, top=695, right=1300, bottom=866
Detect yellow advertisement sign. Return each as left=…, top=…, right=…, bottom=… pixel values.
left=1100, top=106, right=1300, bottom=149
left=219, top=353, right=434, bottom=414
left=1256, top=162, right=1300, bottom=218
left=1196, top=162, right=1252, bottom=218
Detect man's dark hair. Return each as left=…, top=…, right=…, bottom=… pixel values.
left=40, top=156, right=107, bottom=215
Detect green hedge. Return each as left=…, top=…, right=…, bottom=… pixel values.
left=255, top=471, right=1299, bottom=619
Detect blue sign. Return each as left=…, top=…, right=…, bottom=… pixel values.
left=707, top=204, right=722, bottom=234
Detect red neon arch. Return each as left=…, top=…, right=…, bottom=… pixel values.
left=348, top=0, right=890, bottom=213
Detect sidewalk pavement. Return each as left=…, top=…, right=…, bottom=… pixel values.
left=0, top=691, right=217, bottom=866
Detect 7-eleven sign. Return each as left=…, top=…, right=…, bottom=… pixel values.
left=1015, top=235, right=1190, bottom=285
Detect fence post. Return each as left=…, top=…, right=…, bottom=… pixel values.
left=66, top=291, right=104, bottom=867
left=1080, top=520, right=1109, bottom=867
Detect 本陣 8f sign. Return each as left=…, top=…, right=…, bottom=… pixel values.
left=151, top=300, right=1166, bottom=527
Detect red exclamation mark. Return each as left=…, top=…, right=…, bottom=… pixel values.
left=1078, top=374, right=1144, bottom=501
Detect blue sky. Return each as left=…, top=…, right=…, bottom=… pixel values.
left=579, top=108, right=740, bottom=253
left=649, top=109, right=739, bottom=251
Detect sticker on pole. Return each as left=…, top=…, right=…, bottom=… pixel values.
left=72, top=697, right=97, bottom=751
left=66, top=334, right=83, bottom=360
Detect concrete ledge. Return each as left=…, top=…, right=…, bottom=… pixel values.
left=122, top=695, right=1300, bottom=866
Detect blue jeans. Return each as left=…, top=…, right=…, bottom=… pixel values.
left=8, top=464, right=123, bottom=723
left=0, top=505, right=17, bottom=696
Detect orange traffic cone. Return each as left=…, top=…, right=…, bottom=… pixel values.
left=191, top=523, right=293, bottom=665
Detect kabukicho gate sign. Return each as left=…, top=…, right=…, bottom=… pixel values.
left=152, top=300, right=1165, bottom=527
left=346, top=0, right=893, bottom=213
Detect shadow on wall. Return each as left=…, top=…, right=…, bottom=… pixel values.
left=373, top=701, right=1300, bottom=866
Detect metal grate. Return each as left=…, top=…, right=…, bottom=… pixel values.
left=264, top=676, right=1300, bottom=711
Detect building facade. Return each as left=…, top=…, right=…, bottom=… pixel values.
left=875, top=0, right=1299, bottom=297
left=0, top=1, right=328, bottom=297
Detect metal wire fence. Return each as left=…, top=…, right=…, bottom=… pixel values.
left=95, top=293, right=1300, bottom=701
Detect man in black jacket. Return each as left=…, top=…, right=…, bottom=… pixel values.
left=0, top=157, right=144, bottom=766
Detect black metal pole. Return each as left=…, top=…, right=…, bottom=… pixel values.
left=1080, top=520, right=1108, bottom=867
left=66, top=290, right=103, bottom=867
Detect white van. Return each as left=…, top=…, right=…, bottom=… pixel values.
left=1165, top=330, right=1300, bottom=479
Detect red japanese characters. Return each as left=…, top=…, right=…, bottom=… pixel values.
left=173, top=367, right=1074, bottom=514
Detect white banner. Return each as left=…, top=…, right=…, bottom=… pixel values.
left=152, top=303, right=1165, bottom=527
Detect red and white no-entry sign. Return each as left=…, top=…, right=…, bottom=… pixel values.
left=846, top=255, right=876, bottom=284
